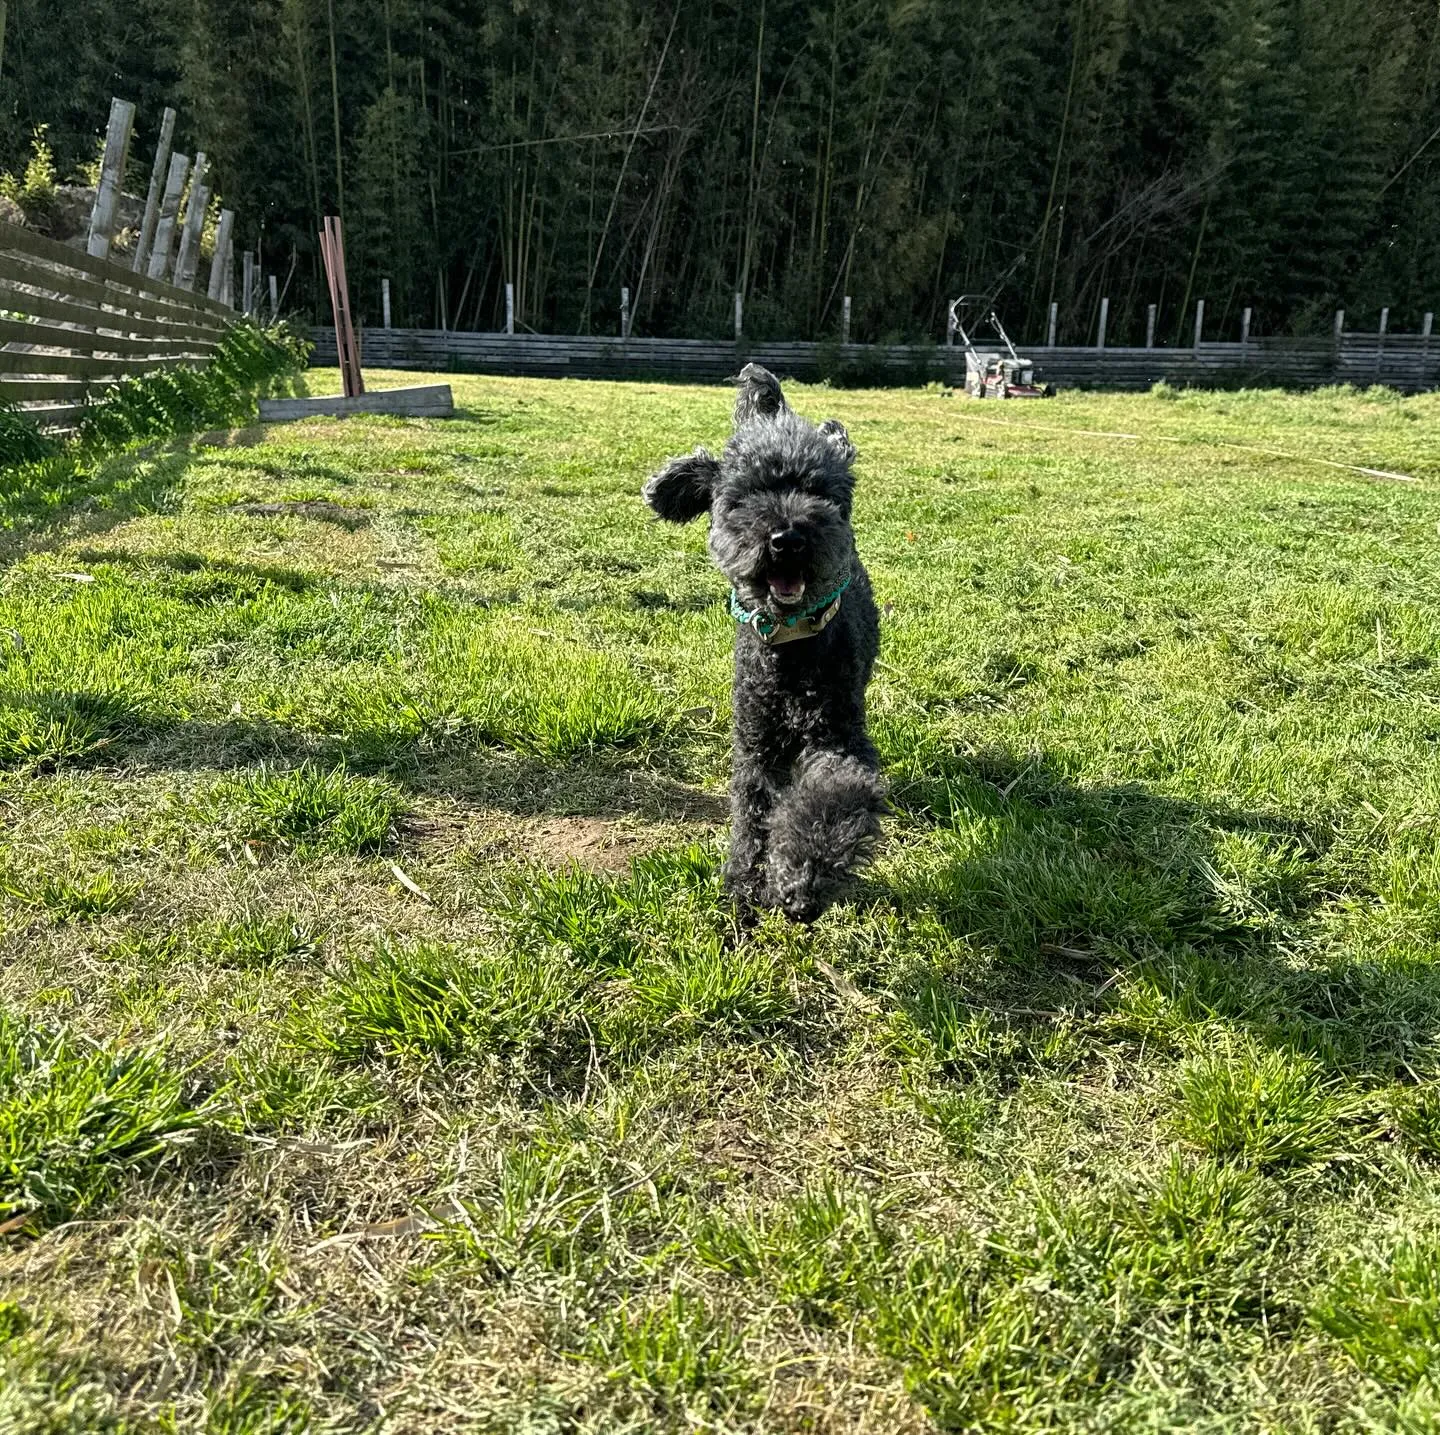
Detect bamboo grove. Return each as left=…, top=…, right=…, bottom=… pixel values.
left=2, top=0, right=1438, bottom=344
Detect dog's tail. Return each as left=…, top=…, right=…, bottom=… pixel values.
left=764, top=750, right=886, bottom=921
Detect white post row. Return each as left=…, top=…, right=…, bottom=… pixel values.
left=1145, top=303, right=1157, bottom=348
left=1096, top=296, right=1109, bottom=350
left=173, top=151, right=209, bottom=290
left=147, top=152, right=190, bottom=282
left=206, top=208, right=235, bottom=301
left=86, top=97, right=136, bottom=261
left=382, top=277, right=391, bottom=328
left=132, top=105, right=176, bottom=274
left=842, top=294, right=851, bottom=346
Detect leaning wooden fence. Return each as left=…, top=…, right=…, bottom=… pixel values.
left=0, top=217, right=233, bottom=429
left=310, top=328, right=1440, bottom=394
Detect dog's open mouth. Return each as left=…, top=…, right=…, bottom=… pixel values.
left=767, top=576, right=807, bottom=606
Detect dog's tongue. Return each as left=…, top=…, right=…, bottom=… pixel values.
left=768, top=576, right=806, bottom=603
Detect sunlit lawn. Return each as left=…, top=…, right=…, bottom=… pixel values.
left=3, top=370, right=1440, bottom=1431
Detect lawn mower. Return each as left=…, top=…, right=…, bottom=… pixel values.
left=948, top=298, right=1055, bottom=398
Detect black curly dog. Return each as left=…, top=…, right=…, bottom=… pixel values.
left=643, top=364, right=885, bottom=921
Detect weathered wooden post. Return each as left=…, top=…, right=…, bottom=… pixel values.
left=505, top=281, right=514, bottom=335
left=734, top=291, right=743, bottom=341
left=173, top=151, right=209, bottom=289
left=1096, top=296, right=1109, bottom=350
left=381, top=278, right=391, bottom=328
left=842, top=295, right=851, bottom=346
left=1047, top=302, right=1058, bottom=347
left=621, top=285, right=630, bottom=339
left=86, top=97, right=136, bottom=260
left=147, top=152, right=189, bottom=282
left=1192, top=299, right=1205, bottom=350
left=132, top=105, right=176, bottom=274
left=206, top=209, right=234, bottom=301
left=270, top=273, right=279, bottom=321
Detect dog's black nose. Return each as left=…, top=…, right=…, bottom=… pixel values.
left=768, top=528, right=805, bottom=557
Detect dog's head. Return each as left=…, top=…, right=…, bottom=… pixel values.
left=642, top=364, right=858, bottom=617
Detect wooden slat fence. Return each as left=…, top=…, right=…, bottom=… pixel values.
left=0, top=217, right=233, bottom=429
left=312, top=327, right=1440, bottom=394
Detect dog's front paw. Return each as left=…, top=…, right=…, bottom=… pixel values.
left=764, top=863, right=823, bottom=924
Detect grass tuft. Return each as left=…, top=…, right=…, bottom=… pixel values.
left=204, top=762, right=404, bottom=858
left=314, top=941, right=586, bottom=1064
left=1173, top=1032, right=1357, bottom=1166
left=0, top=1010, right=212, bottom=1224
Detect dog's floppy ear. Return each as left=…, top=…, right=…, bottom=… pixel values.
left=819, top=418, right=857, bottom=465
left=643, top=447, right=721, bottom=523
left=732, top=363, right=788, bottom=427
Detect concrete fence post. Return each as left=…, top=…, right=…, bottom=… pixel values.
left=382, top=278, right=391, bottom=328
left=172, top=151, right=209, bottom=290
left=1145, top=304, right=1156, bottom=349
left=147, top=152, right=190, bottom=282
left=506, top=282, right=514, bottom=335
left=87, top=96, right=136, bottom=261
left=1192, top=299, right=1205, bottom=351
left=132, top=105, right=176, bottom=274
left=842, top=295, right=851, bottom=346
left=734, top=292, right=743, bottom=341
left=1047, top=302, right=1058, bottom=347
left=1096, top=296, right=1109, bottom=350
left=1334, top=309, right=1345, bottom=340
left=621, top=286, right=630, bottom=339
left=1240, top=306, right=1252, bottom=351
left=206, top=208, right=234, bottom=302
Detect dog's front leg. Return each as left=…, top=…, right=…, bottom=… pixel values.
left=724, top=757, right=775, bottom=918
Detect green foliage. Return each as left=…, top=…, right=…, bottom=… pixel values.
left=76, top=324, right=309, bottom=454
left=0, top=127, right=57, bottom=226
left=0, top=406, right=57, bottom=469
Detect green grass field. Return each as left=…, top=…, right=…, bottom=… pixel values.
left=3, top=369, right=1440, bottom=1433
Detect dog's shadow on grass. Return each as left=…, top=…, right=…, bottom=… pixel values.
left=866, top=747, right=1439, bottom=1087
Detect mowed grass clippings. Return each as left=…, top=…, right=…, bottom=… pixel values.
left=0, top=372, right=1439, bottom=1431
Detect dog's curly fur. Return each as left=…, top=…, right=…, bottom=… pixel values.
left=643, top=364, right=885, bottom=920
